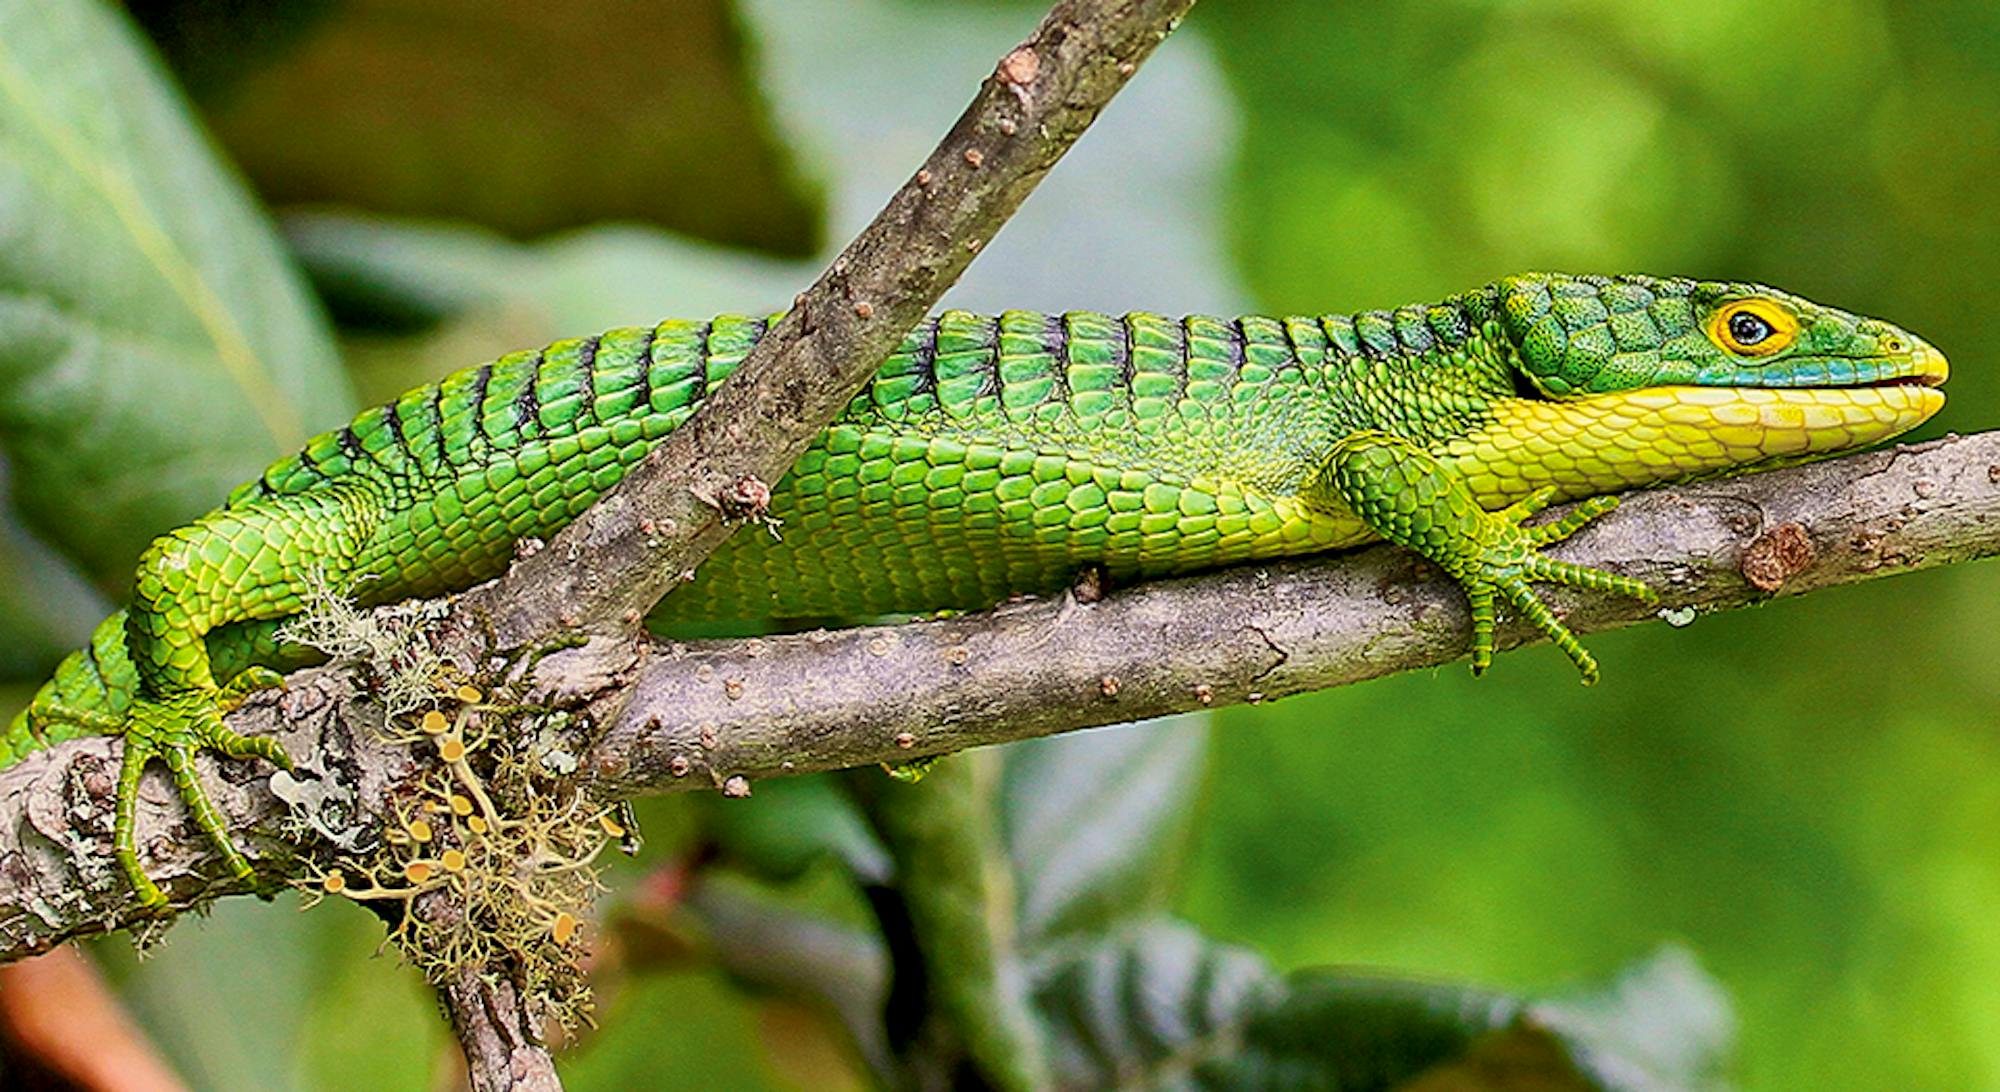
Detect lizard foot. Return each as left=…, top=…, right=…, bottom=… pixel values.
left=1463, top=487, right=1657, bottom=685
left=115, top=688, right=296, bottom=912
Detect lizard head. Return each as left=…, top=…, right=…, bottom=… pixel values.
left=1439, top=273, right=1948, bottom=503
left=1494, top=272, right=1947, bottom=401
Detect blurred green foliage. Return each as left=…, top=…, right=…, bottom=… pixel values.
left=1187, top=2, right=2000, bottom=1089
left=132, top=0, right=823, bottom=256
left=0, top=0, right=1994, bottom=1088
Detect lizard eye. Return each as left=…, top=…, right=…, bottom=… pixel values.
left=1710, top=298, right=1799, bottom=357
left=1729, top=311, right=1772, bottom=345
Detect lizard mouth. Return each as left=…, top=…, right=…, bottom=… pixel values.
left=1853, top=345, right=1950, bottom=390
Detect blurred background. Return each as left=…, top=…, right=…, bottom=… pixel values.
left=2, top=0, right=1997, bottom=1088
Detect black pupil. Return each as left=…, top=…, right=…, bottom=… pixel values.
left=1729, top=311, right=1773, bottom=346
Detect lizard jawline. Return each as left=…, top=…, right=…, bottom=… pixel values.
left=1443, top=383, right=1945, bottom=508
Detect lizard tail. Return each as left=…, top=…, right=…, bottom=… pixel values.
left=2, top=611, right=141, bottom=765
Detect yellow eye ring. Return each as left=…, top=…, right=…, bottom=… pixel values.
left=1709, top=298, right=1799, bottom=357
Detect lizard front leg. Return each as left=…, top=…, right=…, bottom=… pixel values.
left=1322, top=431, right=1656, bottom=684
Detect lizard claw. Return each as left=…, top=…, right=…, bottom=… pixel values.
left=1461, top=492, right=1654, bottom=685
left=116, top=688, right=294, bottom=910
left=217, top=666, right=286, bottom=713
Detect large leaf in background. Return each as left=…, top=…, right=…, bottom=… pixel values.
left=1032, top=919, right=1279, bottom=1090
left=152, top=0, right=822, bottom=257
left=1033, top=930, right=1732, bottom=1092
left=0, top=0, right=352, bottom=591
left=1002, top=717, right=1210, bottom=945
left=0, top=457, right=109, bottom=673
left=279, top=0, right=1246, bottom=378
left=701, top=774, right=893, bottom=885
left=91, top=900, right=321, bottom=1092
left=682, top=876, right=894, bottom=1085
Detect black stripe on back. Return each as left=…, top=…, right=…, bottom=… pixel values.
left=635, top=326, right=657, bottom=414
left=576, top=335, right=601, bottom=425
left=1178, top=315, right=1197, bottom=398
left=513, top=352, right=544, bottom=439
left=692, top=320, right=715, bottom=402
left=429, top=384, right=451, bottom=467
left=337, top=426, right=364, bottom=462
left=1115, top=314, right=1135, bottom=387
left=1042, top=312, right=1071, bottom=405
left=468, top=362, right=495, bottom=454
left=1280, top=316, right=1305, bottom=369
left=381, top=400, right=416, bottom=468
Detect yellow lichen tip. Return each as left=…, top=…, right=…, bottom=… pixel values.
left=552, top=912, right=580, bottom=946
left=451, top=795, right=474, bottom=816
left=437, top=735, right=466, bottom=762
left=467, top=815, right=489, bottom=835
left=420, top=709, right=450, bottom=735
left=405, top=861, right=434, bottom=884
left=456, top=684, right=484, bottom=704
left=441, top=848, right=466, bottom=872
left=407, top=818, right=433, bottom=843
left=323, top=871, right=346, bottom=894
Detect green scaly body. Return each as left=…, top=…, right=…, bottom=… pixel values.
left=4, top=273, right=1948, bottom=909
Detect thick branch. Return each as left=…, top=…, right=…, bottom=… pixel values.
left=5, top=430, right=1992, bottom=960
left=442, top=970, right=563, bottom=1092
left=585, top=430, right=2000, bottom=791
left=467, top=0, right=1197, bottom=651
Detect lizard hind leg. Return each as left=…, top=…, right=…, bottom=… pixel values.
left=110, top=489, right=375, bottom=909
left=1323, top=431, right=1657, bottom=685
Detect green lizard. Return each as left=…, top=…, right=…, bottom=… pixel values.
left=0, top=273, right=1947, bottom=910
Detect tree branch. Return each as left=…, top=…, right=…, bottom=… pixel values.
left=6, top=430, right=1995, bottom=961
left=433, top=4, right=1194, bottom=1081
left=432, top=2, right=1195, bottom=1082
left=584, top=429, right=2000, bottom=792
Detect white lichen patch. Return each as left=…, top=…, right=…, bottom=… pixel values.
left=278, top=572, right=454, bottom=719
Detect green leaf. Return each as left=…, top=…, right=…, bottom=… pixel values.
left=703, top=774, right=892, bottom=885
left=92, top=898, right=319, bottom=1092
left=1526, top=947, right=1735, bottom=1092
left=559, top=967, right=791, bottom=1092
left=0, top=0, right=352, bottom=589
left=1199, top=946, right=1733, bottom=1092
left=687, top=875, right=895, bottom=1085
left=0, top=463, right=108, bottom=676
left=1003, top=716, right=1210, bottom=944
left=1030, top=918, right=1280, bottom=1091
left=293, top=901, right=442, bottom=1092
left=851, top=755, right=1052, bottom=1092
left=1029, top=934, right=1732, bottom=1091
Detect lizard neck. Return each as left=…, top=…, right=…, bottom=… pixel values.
left=1308, top=283, right=1517, bottom=451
